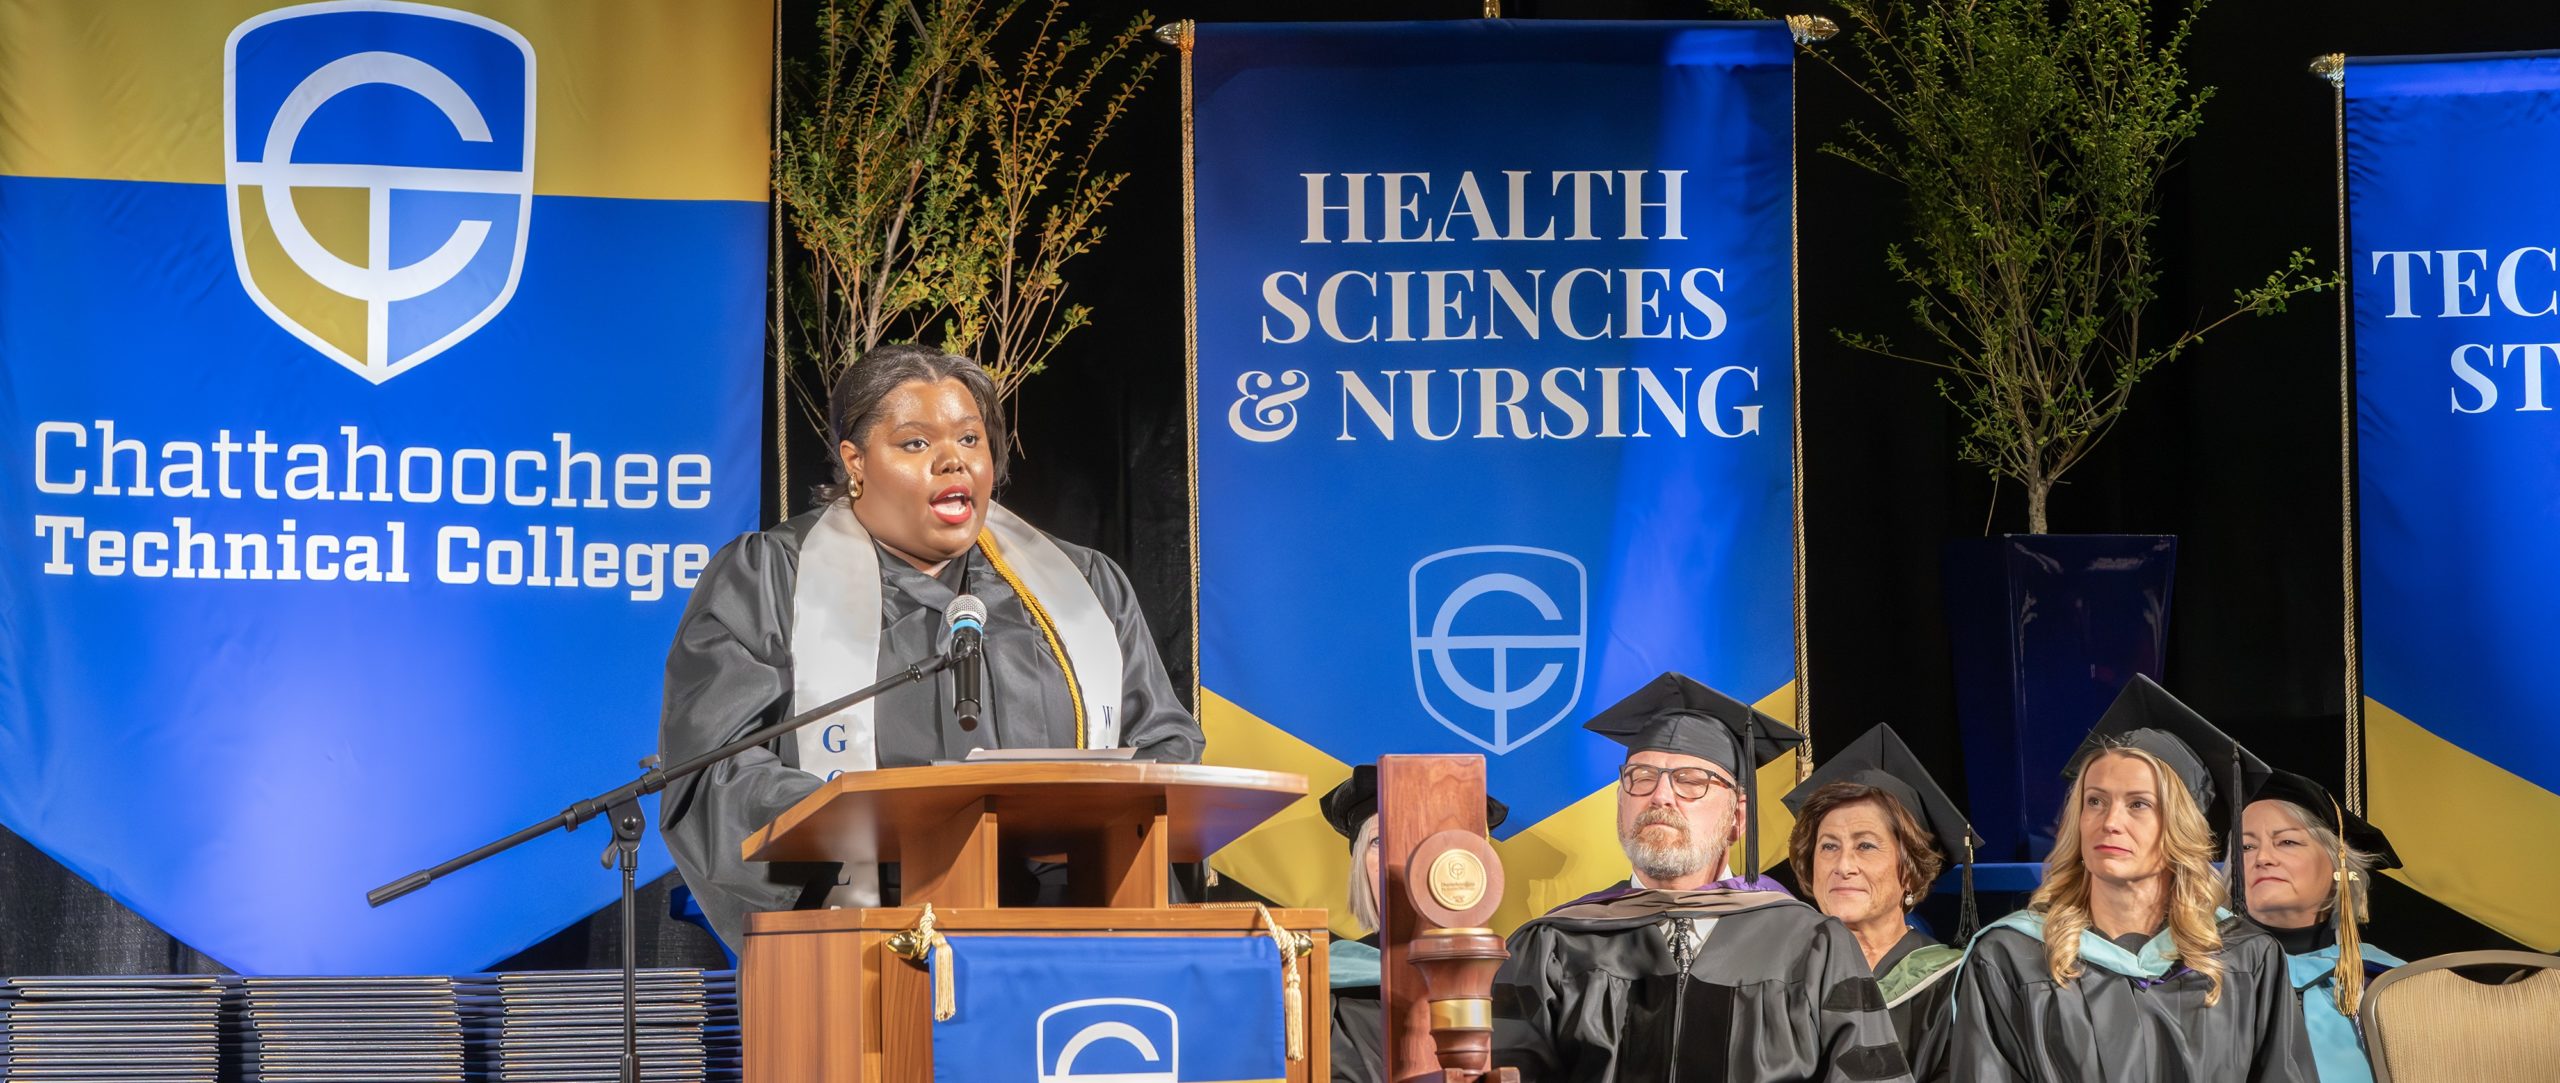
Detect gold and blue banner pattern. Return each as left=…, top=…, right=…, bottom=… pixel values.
left=2346, top=50, right=2560, bottom=950
left=1183, top=20, right=1803, bottom=935
left=0, top=0, right=771, bottom=972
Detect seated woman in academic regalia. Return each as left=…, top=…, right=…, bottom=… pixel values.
left=1951, top=675, right=2316, bottom=1082
left=1318, top=766, right=1506, bottom=1083
left=2242, top=769, right=2404, bottom=1083
left=1780, top=725, right=1981, bottom=1082
left=656, top=344, right=1204, bottom=951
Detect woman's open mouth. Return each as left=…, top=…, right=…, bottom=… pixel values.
left=931, top=485, right=975, bottom=525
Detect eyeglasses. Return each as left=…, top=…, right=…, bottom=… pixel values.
left=1619, top=764, right=1734, bottom=801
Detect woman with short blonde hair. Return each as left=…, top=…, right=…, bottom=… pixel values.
left=1949, top=676, right=2315, bottom=1081
left=2243, top=770, right=2405, bottom=1083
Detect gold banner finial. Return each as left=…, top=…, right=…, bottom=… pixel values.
left=1153, top=21, right=1193, bottom=52
left=2310, top=53, right=2346, bottom=88
left=1484, top=0, right=1501, bottom=17
left=1787, top=15, right=1839, bottom=44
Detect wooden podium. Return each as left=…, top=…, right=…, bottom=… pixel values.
left=735, top=760, right=1330, bottom=1081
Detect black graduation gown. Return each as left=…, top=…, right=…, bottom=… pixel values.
left=1331, top=934, right=1385, bottom=1083
left=657, top=509, right=1204, bottom=949
left=1950, top=915, right=2317, bottom=1082
left=1870, top=929, right=1960, bottom=1083
left=1491, top=885, right=1915, bottom=1083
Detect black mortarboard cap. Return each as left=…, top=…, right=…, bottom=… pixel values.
left=1785, top=724, right=1984, bottom=936
left=1785, top=724, right=1980, bottom=864
left=1582, top=672, right=1805, bottom=876
left=1581, top=672, right=1803, bottom=777
left=2067, top=675, right=2271, bottom=822
left=1318, top=764, right=1510, bottom=848
left=2068, top=675, right=2271, bottom=910
left=2251, top=769, right=2401, bottom=872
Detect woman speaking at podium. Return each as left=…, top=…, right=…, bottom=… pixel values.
left=657, top=344, right=1204, bottom=951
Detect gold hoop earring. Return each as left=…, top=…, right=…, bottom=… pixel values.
left=848, top=479, right=862, bottom=500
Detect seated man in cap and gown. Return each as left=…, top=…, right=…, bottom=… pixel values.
left=1317, top=765, right=1508, bottom=1083
left=1491, top=673, right=1915, bottom=1083
left=1950, top=675, right=2316, bottom=1082
left=1781, top=725, right=1981, bottom=1082
left=2242, top=769, right=2405, bottom=1083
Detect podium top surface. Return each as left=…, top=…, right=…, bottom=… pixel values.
left=740, top=760, right=1308, bottom=864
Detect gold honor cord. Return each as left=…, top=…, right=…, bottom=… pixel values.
left=2314, top=52, right=2365, bottom=814
left=978, top=531, right=1089, bottom=747
left=1178, top=20, right=1204, bottom=717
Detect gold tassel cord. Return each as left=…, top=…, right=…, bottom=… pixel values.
left=977, top=532, right=1089, bottom=747
left=1206, top=902, right=1308, bottom=1062
left=888, top=904, right=959, bottom=1022
left=2329, top=795, right=2367, bottom=1018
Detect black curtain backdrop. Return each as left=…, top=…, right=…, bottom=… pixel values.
left=3, top=0, right=2545, bottom=976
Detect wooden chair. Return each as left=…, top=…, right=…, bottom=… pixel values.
left=2361, top=949, right=2560, bottom=1083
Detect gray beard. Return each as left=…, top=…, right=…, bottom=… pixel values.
left=1621, top=821, right=1716, bottom=884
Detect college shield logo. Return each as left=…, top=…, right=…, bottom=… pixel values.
left=224, top=2, right=534, bottom=383
left=1037, top=998, right=1179, bottom=1083
left=1409, top=545, right=1589, bottom=755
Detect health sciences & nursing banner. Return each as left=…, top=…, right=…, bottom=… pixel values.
left=0, top=0, right=770, bottom=972
left=1184, top=20, right=1801, bottom=933
left=2347, top=50, right=2560, bottom=950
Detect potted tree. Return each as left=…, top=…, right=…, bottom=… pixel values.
left=1769, top=0, right=2331, bottom=857
left=772, top=0, right=1157, bottom=469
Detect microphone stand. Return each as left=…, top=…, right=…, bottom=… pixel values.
left=366, top=649, right=963, bottom=1083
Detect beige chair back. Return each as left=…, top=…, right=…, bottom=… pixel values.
left=2361, top=949, right=2560, bottom=1083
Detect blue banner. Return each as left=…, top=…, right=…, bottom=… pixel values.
left=1184, top=20, right=1799, bottom=926
left=0, top=1, right=771, bottom=972
left=931, top=935, right=1285, bottom=1083
left=2346, top=50, right=2560, bottom=949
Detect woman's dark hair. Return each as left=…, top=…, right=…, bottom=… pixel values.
left=1784, top=781, right=1946, bottom=905
left=811, top=344, right=1010, bottom=506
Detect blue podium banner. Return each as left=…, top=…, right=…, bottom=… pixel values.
left=0, top=1, right=771, bottom=973
left=2346, top=51, right=2560, bottom=949
left=931, top=935, right=1286, bottom=1083
left=1184, top=20, right=1801, bottom=926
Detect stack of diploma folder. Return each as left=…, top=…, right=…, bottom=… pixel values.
left=456, top=968, right=730, bottom=1082
left=224, top=974, right=464, bottom=1082
left=0, top=974, right=221, bottom=1082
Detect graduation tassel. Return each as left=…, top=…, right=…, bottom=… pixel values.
left=2329, top=794, right=2368, bottom=1018
left=2225, top=745, right=2246, bottom=915
left=1957, top=834, right=1981, bottom=943
left=1743, top=709, right=1760, bottom=878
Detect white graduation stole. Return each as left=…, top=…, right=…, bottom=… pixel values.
left=788, top=500, right=1124, bottom=905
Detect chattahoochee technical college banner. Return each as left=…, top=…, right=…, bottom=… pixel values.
left=2347, top=50, right=2560, bottom=950
left=0, top=1, right=770, bottom=972
left=1182, top=20, right=1802, bottom=934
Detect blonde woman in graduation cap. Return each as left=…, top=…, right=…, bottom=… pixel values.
left=1949, top=675, right=2315, bottom=1082
left=656, top=345, right=1204, bottom=952
left=2243, top=769, right=2404, bottom=1083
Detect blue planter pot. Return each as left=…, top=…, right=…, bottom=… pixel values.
left=1942, top=535, right=2178, bottom=862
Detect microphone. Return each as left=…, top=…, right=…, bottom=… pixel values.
left=945, top=595, right=987, bottom=732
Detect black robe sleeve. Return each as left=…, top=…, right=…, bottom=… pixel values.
left=1490, top=921, right=1571, bottom=1081
left=1949, top=928, right=2039, bottom=1080
left=1330, top=985, right=1385, bottom=1083
left=2238, top=932, right=2317, bottom=1083
left=656, top=530, right=825, bottom=952
left=1063, top=545, right=1202, bottom=763
left=1890, top=969, right=1958, bottom=1082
